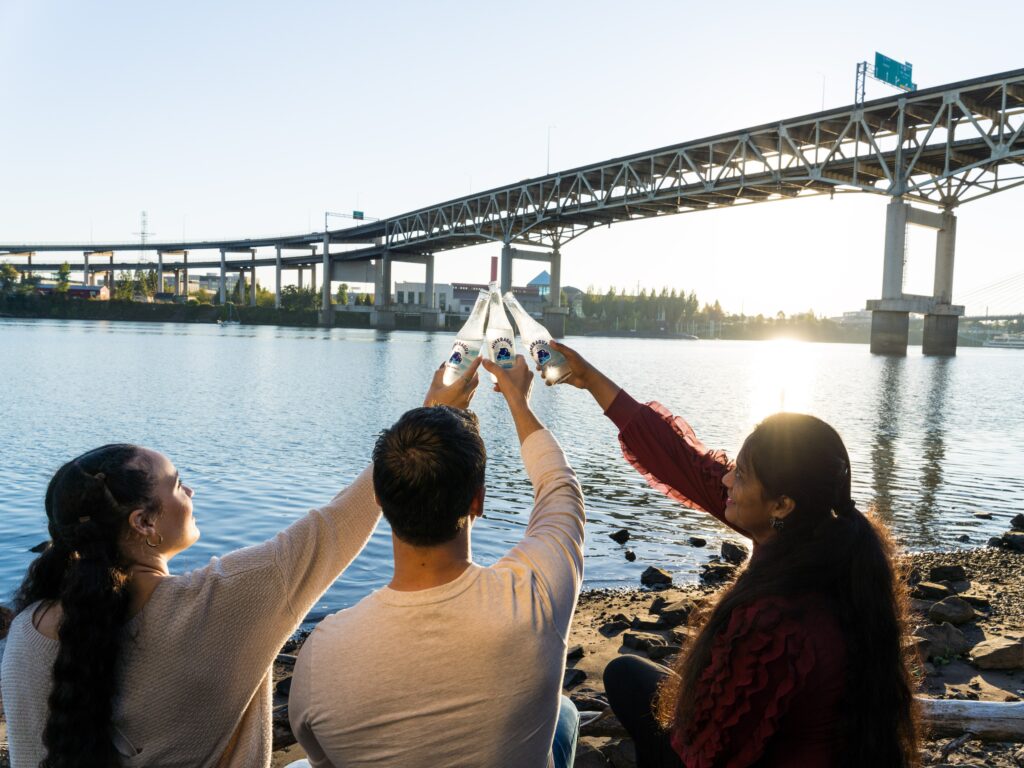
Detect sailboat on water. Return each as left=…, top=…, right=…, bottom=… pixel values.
left=218, top=303, right=240, bottom=326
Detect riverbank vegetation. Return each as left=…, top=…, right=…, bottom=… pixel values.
left=3, top=265, right=1018, bottom=344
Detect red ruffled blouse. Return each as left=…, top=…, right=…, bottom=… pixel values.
left=605, top=389, right=847, bottom=768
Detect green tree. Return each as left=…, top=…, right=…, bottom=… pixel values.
left=56, top=262, right=72, bottom=294
left=114, top=271, right=135, bottom=301
left=336, top=283, right=349, bottom=306
left=195, top=288, right=212, bottom=304
left=256, top=282, right=275, bottom=307
left=0, top=262, right=18, bottom=295
left=279, top=285, right=318, bottom=311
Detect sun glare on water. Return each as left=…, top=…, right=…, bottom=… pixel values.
left=745, top=338, right=817, bottom=424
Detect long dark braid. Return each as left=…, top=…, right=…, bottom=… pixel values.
left=13, top=444, right=157, bottom=768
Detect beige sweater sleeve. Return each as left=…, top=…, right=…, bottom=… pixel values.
left=171, top=465, right=381, bottom=654
left=496, top=429, right=586, bottom=638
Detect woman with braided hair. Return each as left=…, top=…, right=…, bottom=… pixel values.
left=0, top=440, right=383, bottom=768
left=545, top=341, right=920, bottom=768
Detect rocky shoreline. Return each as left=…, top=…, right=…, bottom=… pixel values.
left=272, top=541, right=1024, bottom=767
left=2, top=540, right=1023, bottom=767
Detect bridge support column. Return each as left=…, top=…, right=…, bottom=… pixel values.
left=541, top=246, right=568, bottom=337
left=83, top=251, right=90, bottom=286
left=923, top=210, right=959, bottom=356
left=108, top=254, right=113, bottom=289
left=310, top=263, right=317, bottom=296
left=869, top=200, right=965, bottom=355
left=870, top=311, right=911, bottom=355
left=320, top=234, right=333, bottom=326
left=219, top=249, right=227, bottom=304
left=419, top=253, right=443, bottom=330
left=250, top=251, right=257, bottom=307
left=500, top=243, right=513, bottom=293
left=371, top=253, right=395, bottom=329
left=157, top=251, right=164, bottom=294
left=182, top=251, right=188, bottom=297
left=869, top=199, right=911, bottom=355
left=297, top=266, right=304, bottom=290
left=275, top=247, right=282, bottom=309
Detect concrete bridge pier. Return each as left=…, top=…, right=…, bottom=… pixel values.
left=108, top=254, right=113, bottom=288
left=868, top=200, right=964, bottom=355
left=499, top=243, right=567, bottom=337
left=420, top=253, right=443, bottom=331
left=542, top=245, right=569, bottom=338
left=500, top=243, right=513, bottom=293
left=82, top=251, right=90, bottom=286
left=219, top=249, right=227, bottom=303
left=923, top=210, right=960, bottom=355
left=371, top=252, right=396, bottom=329
left=157, top=251, right=164, bottom=294
left=868, top=199, right=911, bottom=355
left=250, top=251, right=257, bottom=307
left=275, top=247, right=282, bottom=309
left=182, top=251, right=189, bottom=297
left=320, top=234, right=333, bottom=326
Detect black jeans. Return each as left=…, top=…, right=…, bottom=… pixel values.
left=603, top=655, right=684, bottom=768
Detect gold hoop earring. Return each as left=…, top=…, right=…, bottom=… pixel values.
left=145, top=534, right=164, bottom=548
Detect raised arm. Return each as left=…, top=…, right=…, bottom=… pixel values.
left=484, top=356, right=586, bottom=635
left=178, top=358, right=485, bottom=642
left=549, top=340, right=746, bottom=537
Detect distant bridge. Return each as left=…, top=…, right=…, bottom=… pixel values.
left=3, top=67, right=1023, bottom=349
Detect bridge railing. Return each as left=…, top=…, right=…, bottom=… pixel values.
left=380, top=69, right=1024, bottom=252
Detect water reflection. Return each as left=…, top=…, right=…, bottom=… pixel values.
left=870, top=356, right=904, bottom=523
left=917, top=358, right=951, bottom=538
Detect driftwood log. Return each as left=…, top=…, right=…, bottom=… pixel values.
left=918, top=697, right=1024, bottom=741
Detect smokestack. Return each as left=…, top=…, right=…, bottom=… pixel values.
left=490, top=256, right=498, bottom=283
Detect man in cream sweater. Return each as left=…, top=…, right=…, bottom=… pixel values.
left=290, top=355, right=585, bottom=768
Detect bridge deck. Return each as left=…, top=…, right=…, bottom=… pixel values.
left=3, top=67, right=1022, bottom=268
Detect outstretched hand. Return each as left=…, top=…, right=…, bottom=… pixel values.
left=424, top=356, right=482, bottom=410
left=547, top=340, right=595, bottom=389
left=481, top=355, right=533, bottom=402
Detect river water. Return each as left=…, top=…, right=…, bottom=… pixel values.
left=1, top=319, right=1022, bottom=621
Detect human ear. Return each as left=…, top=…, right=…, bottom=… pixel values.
left=126, top=508, right=157, bottom=538
left=468, top=486, right=485, bottom=519
left=773, top=495, right=797, bottom=520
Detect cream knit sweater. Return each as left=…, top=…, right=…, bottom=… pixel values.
left=1, top=466, right=380, bottom=768
left=290, top=429, right=585, bottom=768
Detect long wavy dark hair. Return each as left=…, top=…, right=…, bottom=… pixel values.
left=656, top=413, right=919, bottom=767
left=13, top=444, right=158, bottom=768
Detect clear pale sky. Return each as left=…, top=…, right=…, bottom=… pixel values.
left=1, top=0, right=1021, bottom=316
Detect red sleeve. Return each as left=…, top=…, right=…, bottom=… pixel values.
left=671, top=600, right=817, bottom=768
left=604, top=389, right=744, bottom=536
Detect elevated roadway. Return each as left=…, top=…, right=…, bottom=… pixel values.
left=3, top=67, right=1022, bottom=348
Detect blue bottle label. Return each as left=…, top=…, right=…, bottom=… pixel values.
left=529, top=339, right=566, bottom=368
left=446, top=341, right=477, bottom=373
left=490, top=336, right=515, bottom=368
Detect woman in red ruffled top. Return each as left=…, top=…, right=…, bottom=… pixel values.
left=547, top=341, right=919, bottom=768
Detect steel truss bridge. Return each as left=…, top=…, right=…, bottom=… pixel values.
left=5, top=67, right=1022, bottom=263
left=2, top=67, right=1022, bottom=347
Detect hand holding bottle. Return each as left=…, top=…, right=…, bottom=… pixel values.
left=547, top=340, right=621, bottom=411
left=424, top=356, right=482, bottom=410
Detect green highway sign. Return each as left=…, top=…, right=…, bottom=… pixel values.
left=874, top=52, right=916, bottom=91
left=352, top=210, right=364, bottom=220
